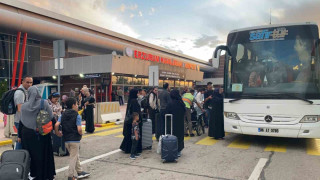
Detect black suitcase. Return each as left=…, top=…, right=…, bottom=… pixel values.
left=0, top=149, right=30, bottom=180
left=161, top=114, right=178, bottom=162
left=52, top=130, right=69, bottom=156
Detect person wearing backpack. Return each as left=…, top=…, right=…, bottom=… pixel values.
left=19, top=86, right=56, bottom=180
left=13, top=75, right=33, bottom=149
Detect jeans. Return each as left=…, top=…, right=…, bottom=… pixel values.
left=131, top=139, right=138, bottom=156
left=119, top=96, right=124, bottom=106
left=14, top=122, right=22, bottom=150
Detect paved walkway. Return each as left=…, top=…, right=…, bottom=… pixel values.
left=0, top=104, right=127, bottom=143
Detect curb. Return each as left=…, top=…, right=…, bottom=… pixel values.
left=0, top=139, right=12, bottom=147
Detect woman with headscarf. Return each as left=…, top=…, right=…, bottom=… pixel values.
left=165, top=90, right=186, bottom=157
left=48, top=92, right=62, bottom=121
left=120, top=89, right=142, bottom=154
left=208, top=88, right=225, bottom=139
left=18, top=86, right=55, bottom=180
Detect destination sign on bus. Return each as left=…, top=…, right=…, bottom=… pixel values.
left=249, top=27, right=289, bottom=42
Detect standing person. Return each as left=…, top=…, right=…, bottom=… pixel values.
left=54, top=97, right=90, bottom=180
left=194, top=88, right=205, bottom=116
left=13, top=75, right=33, bottom=149
left=182, top=89, right=204, bottom=137
left=61, top=95, right=68, bottom=111
left=204, top=82, right=214, bottom=127
left=48, top=92, right=62, bottom=120
left=165, top=90, right=186, bottom=157
left=111, top=91, right=116, bottom=101
left=148, top=87, right=159, bottom=134
left=69, top=89, right=76, bottom=97
left=19, top=86, right=55, bottom=180
left=120, top=89, right=142, bottom=154
left=208, top=88, right=225, bottom=139
left=137, top=89, right=144, bottom=106
left=129, top=112, right=140, bottom=160
left=117, top=87, right=124, bottom=106
left=157, top=83, right=171, bottom=140
left=83, top=87, right=95, bottom=133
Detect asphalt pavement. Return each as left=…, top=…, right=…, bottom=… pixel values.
left=1, top=124, right=320, bottom=180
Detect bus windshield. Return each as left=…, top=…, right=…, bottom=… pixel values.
left=225, top=24, right=320, bottom=99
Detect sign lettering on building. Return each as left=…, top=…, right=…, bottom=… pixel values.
left=159, top=70, right=183, bottom=79
left=131, top=49, right=198, bottom=70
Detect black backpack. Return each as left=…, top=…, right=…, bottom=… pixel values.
left=1, top=88, right=25, bottom=115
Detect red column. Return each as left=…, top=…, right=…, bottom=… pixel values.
left=11, top=32, right=21, bottom=88
left=18, top=33, right=28, bottom=87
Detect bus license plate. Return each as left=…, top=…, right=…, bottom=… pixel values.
left=258, top=128, right=279, bottom=133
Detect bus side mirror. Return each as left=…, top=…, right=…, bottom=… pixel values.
left=212, top=45, right=231, bottom=69
left=212, top=49, right=221, bottom=69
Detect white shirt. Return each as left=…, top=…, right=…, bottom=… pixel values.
left=194, top=92, right=204, bottom=108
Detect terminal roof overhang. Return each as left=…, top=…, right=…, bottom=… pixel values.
left=0, top=0, right=214, bottom=72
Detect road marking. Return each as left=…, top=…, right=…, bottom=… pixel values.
left=83, top=128, right=123, bottom=138
left=82, top=125, right=119, bottom=131
left=56, top=149, right=121, bottom=173
left=115, top=134, right=124, bottom=138
left=184, top=137, right=191, bottom=141
left=196, top=137, right=218, bottom=146
left=228, top=137, right=252, bottom=149
left=248, top=158, right=268, bottom=180
left=264, top=140, right=286, bottom=152
left=0, top=139, right=12, bottom=146
left=307, top=139, right=320, bottom=156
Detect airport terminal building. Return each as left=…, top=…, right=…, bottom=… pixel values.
left=0, top=1, right=215, bottom=102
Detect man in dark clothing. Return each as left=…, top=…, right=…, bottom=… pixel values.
left=208, top=88, right=225, bottom=139
left=204, top=82, right=214, bottom=127
left=157, top=83, right=171, bottom=140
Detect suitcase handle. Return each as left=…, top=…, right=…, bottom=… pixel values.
left=165, top=114, right=173, bottom=135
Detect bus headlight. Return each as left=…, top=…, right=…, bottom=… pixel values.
left=300, top=116, right=320, bottom=123
left=224, top=112, right=240, bottom=120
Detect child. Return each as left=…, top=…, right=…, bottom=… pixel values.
left=130, top=112, right=140, bottom=160
left=55, top=97, right=90, bottom=180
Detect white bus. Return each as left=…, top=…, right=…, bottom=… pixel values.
left=214, top=22, right=320, bottom=138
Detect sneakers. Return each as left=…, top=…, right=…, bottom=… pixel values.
left=77, top=171, right=90, bottom=179
left=177, top=151, right=182, bottom=157
left=130, top=155, right=136, bottom=160
left=135, top=153, right=141, bottom=157
left=190, top=134, right=195, bottom=137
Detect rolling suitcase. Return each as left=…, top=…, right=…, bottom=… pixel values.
left=51, top=128, right=69, bottom=156
left=142, top=118, right=153, bottom=150
left=161, top=114, right=178, bottom=162
left=0, top=149, right=30, bottom=180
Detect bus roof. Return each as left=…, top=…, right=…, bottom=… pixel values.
left=230, top=22, right=318, bottom=34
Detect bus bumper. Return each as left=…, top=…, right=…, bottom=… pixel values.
left=224, top=118, right=320, bottom=138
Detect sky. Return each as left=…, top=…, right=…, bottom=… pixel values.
left=19, top=0, right=320, bottom=61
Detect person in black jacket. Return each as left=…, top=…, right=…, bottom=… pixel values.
left=55, top=98, right=90, bottom=180
left=120, top=89, right=143, bottom=154
left=165, top=90, right=186, bottom=157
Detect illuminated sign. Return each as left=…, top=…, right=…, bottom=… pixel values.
left=159, top=70, right=183, bottom=79
left=249, top=27, right=289, bottom=42
left=132, top=49, right=197, bottom=70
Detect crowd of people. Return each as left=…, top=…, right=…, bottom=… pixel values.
left=9, top=75, right=224, bottom=179
left=13, top=75, right=94, bottom=180
left=120, top=81, right=225, bottom=159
